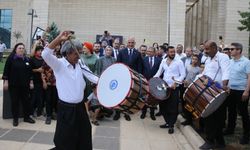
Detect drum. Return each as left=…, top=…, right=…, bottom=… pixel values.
left=183, top=75, right=228, bottom=118
left=147, top=77, right=170, bottom=106
left=97, top=63, right=149, bottom=114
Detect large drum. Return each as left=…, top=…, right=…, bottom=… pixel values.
left=183, top=75, right=228, bottom=118
left=97, top=63, right=149, bottom=114
left=147, top=77, right=170, bottom=106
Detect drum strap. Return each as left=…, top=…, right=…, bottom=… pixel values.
left=192, top=80, right=213, bottom=107
left=118, top=97, right=142, bottom=114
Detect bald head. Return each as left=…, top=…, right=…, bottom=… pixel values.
left=127, top=37, right=136, bottom=49
left=204, top=40, right=218, bottom=57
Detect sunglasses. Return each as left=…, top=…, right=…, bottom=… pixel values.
left=229, top=48, right=239, bottom=51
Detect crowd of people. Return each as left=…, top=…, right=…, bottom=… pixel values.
left=1, top=30, right=250, bottom=149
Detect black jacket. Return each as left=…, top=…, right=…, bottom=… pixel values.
left=2, top=54, right=32, bottom=87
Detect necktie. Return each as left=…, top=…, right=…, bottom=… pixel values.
left=116, top=50, right=118, bottom=56
left=129, top=49, right=132, bottom=62
left=149, top=57, right=153, bottom=68
left=129, top=49, right=132, bottom=56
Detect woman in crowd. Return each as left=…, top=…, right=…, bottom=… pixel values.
left=30, top=46, right=45, bottom=117
left=2, top=43, right=35, bottom=126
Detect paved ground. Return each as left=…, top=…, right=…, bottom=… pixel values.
left=0, top=83, right=193, bottom=150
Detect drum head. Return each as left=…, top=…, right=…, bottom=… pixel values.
left=149, top=77, right=168, bottom=100
left=97, top=63, right=132, bottom=108
left=201, top=91, right=228, bottom=118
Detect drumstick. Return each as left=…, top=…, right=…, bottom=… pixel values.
left=172, top=77, right=183, bottom=84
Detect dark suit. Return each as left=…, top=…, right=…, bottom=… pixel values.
left=141, top=56, right=162, bottom=116
left=117, top=48, right=143, bottom=73
left=143, top=56, right=162, bottom=80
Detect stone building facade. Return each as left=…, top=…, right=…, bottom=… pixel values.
left=185, top=0, right=249, bottom=55
left=0, top=0, right=185, bottom=50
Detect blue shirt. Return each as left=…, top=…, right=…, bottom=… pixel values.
left=229, top=56, right=250, bottom=90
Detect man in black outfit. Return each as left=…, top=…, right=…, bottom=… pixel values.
left=42, top=31, right=98, bottom=150
left=153, top=46, right=186, bottom=134
left=140, top=47, right=162, bottom=120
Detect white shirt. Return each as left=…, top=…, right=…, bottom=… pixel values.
left=202, top=51, right=230, bottom=85
left=162, top=53, right=167, bottom=59
left=113, top=48, right=119, bottom=60
left=175, top=53, right=186, bottom=60
left=42, top=47, right=99, bottom=103
left=0, top=43, right=6, bottom=52
left=154, top=57, right=186, bottom=86
left=148, top=56, right=155, bottom=67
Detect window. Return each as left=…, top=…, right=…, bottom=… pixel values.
left=0, top=9, right=12, bottom=48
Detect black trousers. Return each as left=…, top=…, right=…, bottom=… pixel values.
left=9, top=86, right=31, bottom=119
left=141, top=105, right=155, bottom=115
left=159, top=88, right=179, bottom=127
left=45, top=86, right=58, bottom=117
left=32, top=84, right=44, bottom=115
left=204, top=101, right=226, bottom=145
left=225, top=89, right=250, bottom=137
left=54, top=100, right=92, bottom=150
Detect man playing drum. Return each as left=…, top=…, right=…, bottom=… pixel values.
left=42, top=31, right=98, bottom=150
left=154, top=46, right=186, bottom=134
left=199, top=40, right=230, bottom=150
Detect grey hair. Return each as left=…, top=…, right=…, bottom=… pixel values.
left=60, top=40, right=83, bottom=56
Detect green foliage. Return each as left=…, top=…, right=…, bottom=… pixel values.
left=12, top=31, right=23, bottom=43
left=238, top=2, right=250, bottom=56
left=46, top=22, right=60, bottom=43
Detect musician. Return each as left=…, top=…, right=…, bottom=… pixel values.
left=42, top=31, right=98, bottom=150
left=140, top=47, right=162, bottom=120
left=224, top=43, right=250, bottom=144
left=154, top=46, right=186, bottom=134
left=113, top=37, right=143, bottom=121
left=199, top=40, right=230, bottom=150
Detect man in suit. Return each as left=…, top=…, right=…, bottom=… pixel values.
left=117, top=37, right=143, bottom=73
left=113, top=37, right=143, bottom=121
left=112, top=38, right=120, bottom=60
left=140, top=47, right=162, bottom=120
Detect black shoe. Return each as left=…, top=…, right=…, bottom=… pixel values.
left=223, top=129, right=234, bottom=135
left=240, top=136, right=249, bottom=145
left=150, top=115, right=156, bottom=121
left=113, top=113, right=120, bottom=121
left=155, top=112, right=161, bottom=116
left=140, top=113, right=146, bottom=119
left=13, top=119, right=18, bottom=127
left=24, top=117, right=35, bottom=124
left=168, top=127, right=174, bottom=134
left=45, top=117, right=51, bottom=125
left=159, top=124, right=169, bottom=128
left=199, top=142, right=215, bottom=149
left=124, top=114, right=131, bottom=121
left=181, top=120, right=192, bottom=126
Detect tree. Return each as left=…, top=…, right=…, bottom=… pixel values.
left=238, top=2, right=250, bottom=56
left=44, top=22, right=60, bottom=43
left=13, top=31, right=23, bottom=43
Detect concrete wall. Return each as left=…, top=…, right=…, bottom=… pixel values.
left=48, top=0, right=171, bottom=46
left=0, top=0, right=33, bottom=50
left=185, top=0, right=249, bottom=55
left=0, top=0, right=185, bottom=48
